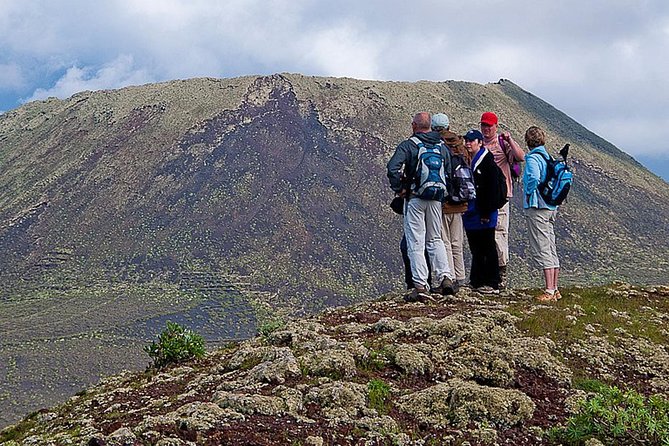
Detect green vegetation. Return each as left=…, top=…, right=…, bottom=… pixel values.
left=258, top=318, right=286, bottom=338
left=573, top=377, right=610, bottom=394
left=509, top=285, right=669, bottom=345
left=357, top=347, right=390, bottom=373
left=549, top=384, right=669, bottom=445
left=368, top=378, right=391, bottom=415
left=0, top=413, right=37, bottom=443
left=144, top=321, right=206, bottom=369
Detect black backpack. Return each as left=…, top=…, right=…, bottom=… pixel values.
left=447, top=154, right=476, bottom=204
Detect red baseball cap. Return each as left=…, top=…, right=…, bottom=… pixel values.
left=480, top=112, right=498, bottom=126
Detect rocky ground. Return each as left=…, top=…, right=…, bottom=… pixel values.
left=1, top=282, right=668, bottom=445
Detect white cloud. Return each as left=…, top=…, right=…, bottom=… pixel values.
left=0, top=63, right=25, bottom=90
left=300, top=24, right=384, bottom=79
left=1, top=0, right=668, bottom=165
left=24, top=55, right=154, bottom=103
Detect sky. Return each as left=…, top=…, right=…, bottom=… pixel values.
left=1, top=0, right=668, bottom=181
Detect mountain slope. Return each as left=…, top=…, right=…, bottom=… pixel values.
left=0, top=73, right=668, bottom=427
left=1, top=74, right=667, bottom=302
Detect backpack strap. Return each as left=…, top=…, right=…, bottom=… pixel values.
left=533, top=151, right=553, bottom=187
left=499, top=134, right=515, bottom=163
left=409, top=136, right=423, bottom=147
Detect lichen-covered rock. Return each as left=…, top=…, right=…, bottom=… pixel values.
left=433, top=343, right=515, bottom=386
left=8, top=283, right=667, bottom=445
left=355, top=414, right=400, bottom=436
left=155, top=438, right=196, bottom=446
left=398, top=379, right=535, bottom=429
left=215, top=392, right=287, bottom=416
left=168, top=402, right=229, bottom=431
left=388, top=343, right=434, bottom=376
left=135, top=404, right=246, bottom=437
left=266, top=320, right=331, bottom=351
left=273, top=385, right=304, bottom=415
left=334, top=322, right=368, bottom=335
left=245, top=348, right=301, bottom=384
left=226, top=345, right=292, bottom=371
left=372, top=317, right=404, bottom=333
left=305, top=381, right=367, bottom=419
left=305, top=436, right=324, bottom=446
left=510, top=337, right=573, bottom=385
left=107, top=427, right=137, bottom=446
left=299, top=348, right=357, bottom=378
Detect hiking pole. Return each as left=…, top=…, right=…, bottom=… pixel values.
left=559, top=143, right=570, bottom=161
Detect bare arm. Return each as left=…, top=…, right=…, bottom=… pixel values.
left=501, top=132, right=525, bottom=161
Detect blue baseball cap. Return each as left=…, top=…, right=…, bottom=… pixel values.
left=464, top=129, right=484, bottom=142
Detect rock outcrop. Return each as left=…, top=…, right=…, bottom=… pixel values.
left=2, top=283, right=669, bottom=445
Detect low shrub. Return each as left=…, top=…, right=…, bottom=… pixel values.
left=550, top=384, right=669, bottom=445
left=144, top=321, right=205, bottom=369
left=258, top=319, right=286, bottom=338
left=368, top=378, right=391, bottom=415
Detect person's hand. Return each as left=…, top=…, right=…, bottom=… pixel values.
left=397, top=189, right=407, bottom=198
left=501, top=131, right=512, bottom=143
left=481, top=217, right=490, bottom=224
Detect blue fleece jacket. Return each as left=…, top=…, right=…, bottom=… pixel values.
left=523, top=146, right=558, bottom=210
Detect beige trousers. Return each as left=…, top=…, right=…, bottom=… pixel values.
left=441, top=212, right=466, bottom=281
left=495, top=202, right=510, bottom=267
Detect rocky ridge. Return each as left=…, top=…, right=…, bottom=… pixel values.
left=2, top=282, right=668, bottom=445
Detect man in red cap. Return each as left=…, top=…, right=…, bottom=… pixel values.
left=479, top=111, right=525, bottom=289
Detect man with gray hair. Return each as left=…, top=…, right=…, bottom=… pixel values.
left=387, top=112, right=455, bottom=302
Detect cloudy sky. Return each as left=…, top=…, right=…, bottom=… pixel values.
left=1, top=0, right=668, bottom=180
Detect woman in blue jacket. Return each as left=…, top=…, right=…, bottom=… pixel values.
left=523, top=126, right=561, bottom=302
left=462, top=130, right=501, bottom=294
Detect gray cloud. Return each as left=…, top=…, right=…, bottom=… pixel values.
left=1, top=0, right=668, bottom=163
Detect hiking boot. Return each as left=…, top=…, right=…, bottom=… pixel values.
left=404, top=287, right=430, bottom=303
left=554, top=290, right=562, bottom=300
left=536, top=291, right=557, bottom=302
left=475, top=286, right=500, bottom=295
left=457, top=280, right=471, bottom=290
left=498, top=265, right=508, bottom=290
left=433, top=277, right=456, bottom=296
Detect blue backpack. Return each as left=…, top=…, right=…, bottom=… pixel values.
left=537, top=144, right=573, bottom=206
left=410, top=136, right=449, bottom=201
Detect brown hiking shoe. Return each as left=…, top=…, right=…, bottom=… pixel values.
left=435, top=277, right=456, bottom=296
left=404, top=287, right=430, bottom=303
left=433, top=277, right=456, bottom=296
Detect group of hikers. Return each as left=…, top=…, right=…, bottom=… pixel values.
left=387, top=111, right=565, bottom=303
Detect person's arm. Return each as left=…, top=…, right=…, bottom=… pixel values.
left=387, top=142, right=410, bottom=194
left=501, top=132, right=525, bottom=161
left=523, top=153, right=542, bottom=196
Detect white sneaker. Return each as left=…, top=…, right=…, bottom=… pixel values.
left=475, top=286, right=500, bottom=295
